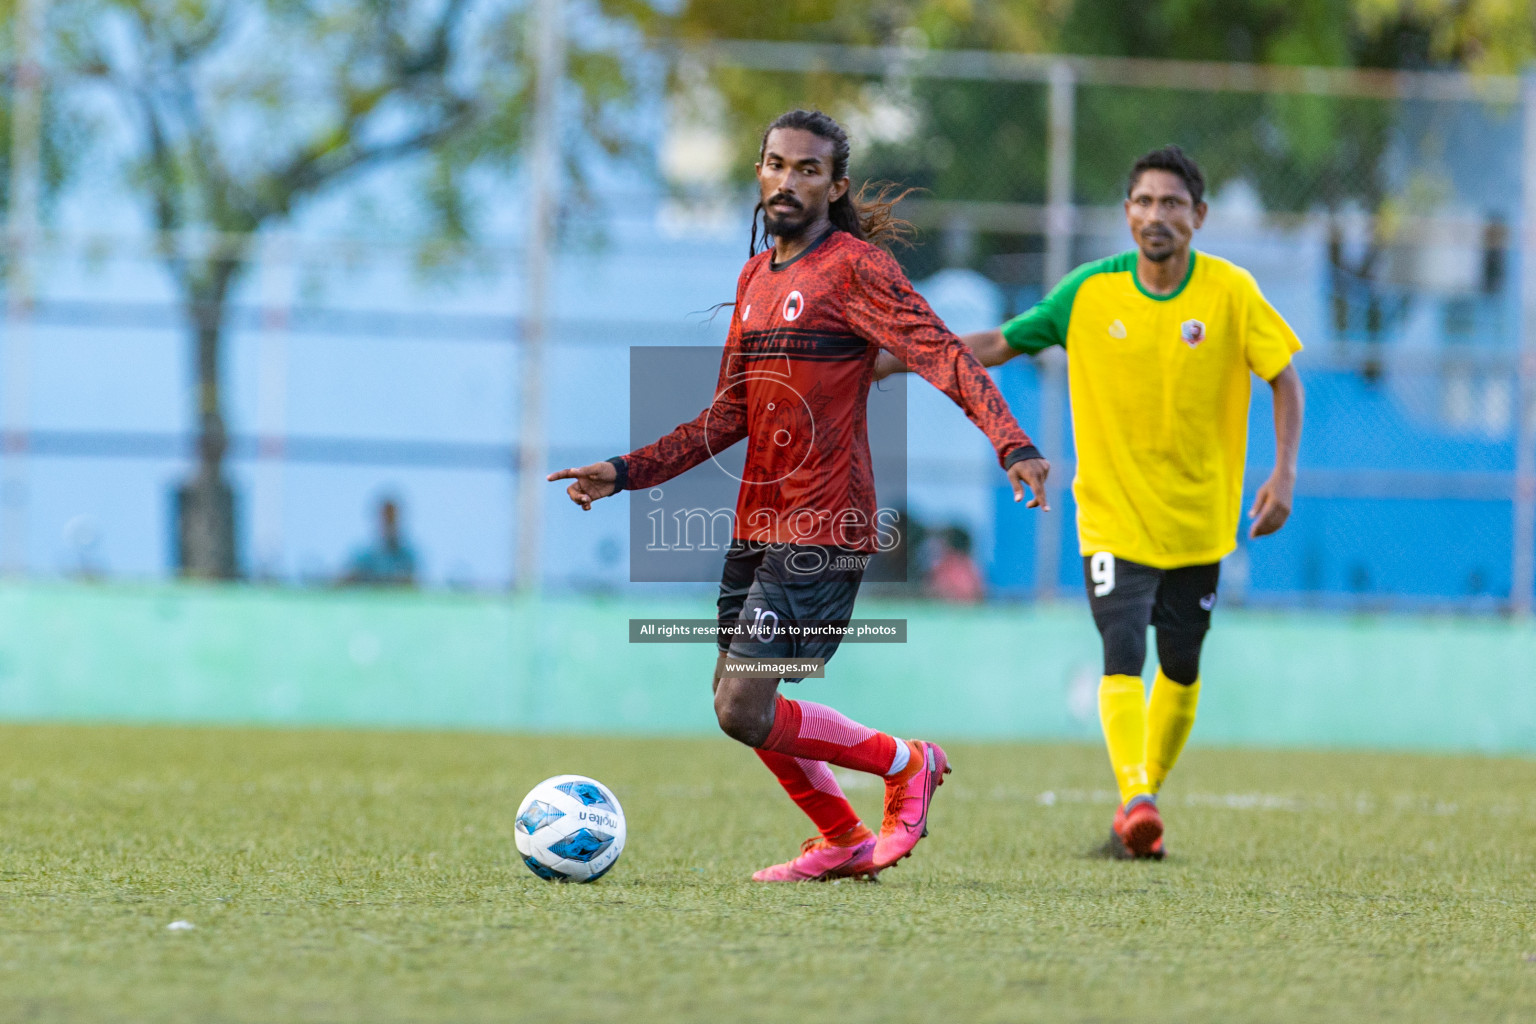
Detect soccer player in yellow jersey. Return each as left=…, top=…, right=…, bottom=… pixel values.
left=878, top=145, right=1304, bottom=858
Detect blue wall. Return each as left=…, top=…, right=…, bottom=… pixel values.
left=990, top=362, right=1523, bottom=605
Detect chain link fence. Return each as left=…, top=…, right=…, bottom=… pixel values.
left=2, top=35, right=1532, bottom=608
left=673, top=42, right=1533, bottom=611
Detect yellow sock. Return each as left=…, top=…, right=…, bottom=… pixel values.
left=1098, top=674, right=1151, bottom=805
left=1146, top=669, right=1201, bottom=793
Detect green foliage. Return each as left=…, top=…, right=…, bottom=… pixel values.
left=1, top=724, right=1534, bottom=1022
left=673, top=0, right=1066, bottom=50
left=0, top=1, right=83, bottom=230
left=1053, top=0, right=1417, bottom=212
left=1056, top=0, right=1361, bottom=65
left=1354, top=0, right=1536, bottom=73
left=668, top=0, right=1517, bottom=281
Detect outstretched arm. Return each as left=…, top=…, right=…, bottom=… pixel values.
left=549, top=383, right=748, bottom=510
left=1249, top=364, right=1304, bottom=538
left=873, top=329, right=1018, bottom=381
left=850, top=250, right=1048, bottom=509
left=548, top=343, right=749, bottom=510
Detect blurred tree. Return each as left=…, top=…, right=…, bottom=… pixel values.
left=664, top=1, right=1071, bottom=273
left=1353, top=0, right=1536, bottom=73
left=57, top=0, right=646, bottom=578
left=1056, top=0, right=1399, bottom=211
left=673, top=0, right=1065, bottom=50
left=0, top=0, right=84, bottom=264
left=669, top=1, right=1522, bottom=286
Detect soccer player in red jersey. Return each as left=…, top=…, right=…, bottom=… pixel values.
left=550, top=110, right=1049, bottom=881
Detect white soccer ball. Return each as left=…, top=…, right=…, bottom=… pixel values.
left=514, top=774, right=627, bottom=883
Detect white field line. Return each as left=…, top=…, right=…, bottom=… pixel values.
left=1022, top=788, right=1465, bottom=816
left=838, top=774, right=1476, bottom=815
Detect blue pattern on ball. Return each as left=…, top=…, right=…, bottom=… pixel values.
left=523, top=855, right=569, bottom=881
left=554, top=781, right=616, bottom=812
left=515, top=800, right=565, bottom=835
left=546, top=828, right=615, bottom=863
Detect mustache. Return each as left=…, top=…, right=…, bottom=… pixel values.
left=765, top=193, right=803, bottom=211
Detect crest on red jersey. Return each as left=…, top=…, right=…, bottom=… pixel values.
left=782, top=290, right=805, bottom=322
left=1180, top=319, right=1205, bottom=347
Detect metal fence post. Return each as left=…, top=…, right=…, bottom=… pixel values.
left=252, top=234, right=292, bottom=581
left=1513, top=72, right=1536, bottom=615
left=516, top=0, right=563, bottom=593
left=1034, top=59, right=1075, bottom=601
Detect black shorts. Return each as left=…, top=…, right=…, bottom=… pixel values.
left=1083, top=552, right=1219, bottom=678
left=717, top=541, right=867, bottom=681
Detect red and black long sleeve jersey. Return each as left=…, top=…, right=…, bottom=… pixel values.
left=613, top=229, right=1038, bottom=549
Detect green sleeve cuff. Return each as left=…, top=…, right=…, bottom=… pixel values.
left=1001, top=309, right=1061, bottom=355
left=999, top=256, right=1110, bottom=354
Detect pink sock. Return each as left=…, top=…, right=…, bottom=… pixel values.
left=759, top=696, right=899, bottom=777
left=755, top=748, right=861, bottom=839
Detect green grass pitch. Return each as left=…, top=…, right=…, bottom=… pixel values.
left=0, top=723, right=1533, bottom=1023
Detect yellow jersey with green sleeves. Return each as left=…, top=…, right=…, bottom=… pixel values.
left=1001, top=250, right=1301, bottom=569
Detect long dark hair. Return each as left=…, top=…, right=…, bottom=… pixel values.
left=749, top=109, right=916, bottom=256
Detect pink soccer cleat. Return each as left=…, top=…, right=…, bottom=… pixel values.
left=873, top=740, right=951, bottom=870
left=751, top=830, right=878, bottom=882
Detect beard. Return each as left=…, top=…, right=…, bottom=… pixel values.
left=1139, top=231, right=1176, bottom=262
left=763, top=201, right=812, bottom=240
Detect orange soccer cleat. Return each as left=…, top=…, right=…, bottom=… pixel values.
left=873, top=740, right=952, bottom=870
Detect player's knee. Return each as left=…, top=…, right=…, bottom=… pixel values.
left=1156, top=629, right=1205, bottom=685
left=1100, top=624, right=1147, bottom=678
left=714, top=685, right=773, bottom=747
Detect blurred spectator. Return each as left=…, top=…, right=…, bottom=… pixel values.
left=62, top=514, right=105, bottom=580
left=926, top=525, right=984, bottom=603
left=340, top=497, right=418, bottom=587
